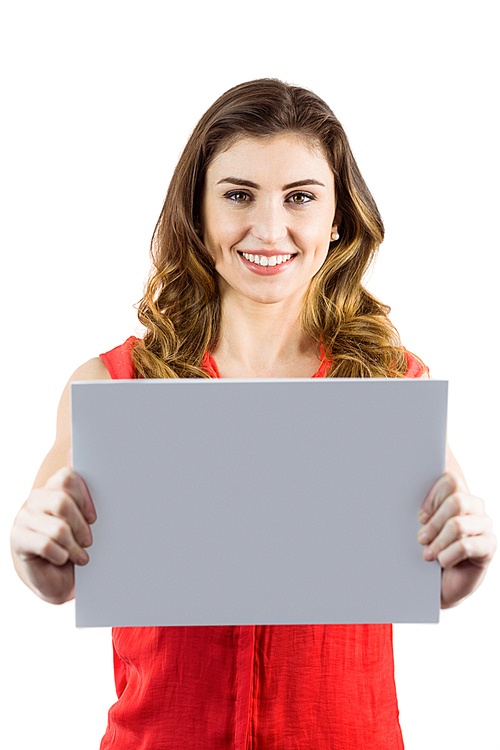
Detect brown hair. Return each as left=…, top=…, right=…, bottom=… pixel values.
left=132, top=78, right=423, bottom=378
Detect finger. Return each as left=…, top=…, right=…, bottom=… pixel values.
left=418, top=492, right=486, bottom=546
left=46, top=467, right=97, bottom=524
left=28, top=488, right=93, bottom=548
left=13, top=526, right=71, bottom=566
left=29, top=512, right=89, bottom=565
left=434, top=532, right=497, bottom=569
left=14, top=518, right=89, bottom=566
left=419, top=471, right=470, bottom=524
left=421, top=513, right=493, bottom=561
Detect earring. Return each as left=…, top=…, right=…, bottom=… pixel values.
left=330, top=230, right=340, bottom=241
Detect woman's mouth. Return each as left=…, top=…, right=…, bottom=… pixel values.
left=237, top=251, right=297, bottom=275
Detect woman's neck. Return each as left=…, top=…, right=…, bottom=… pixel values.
left=211, top=294, right=320, bottom=378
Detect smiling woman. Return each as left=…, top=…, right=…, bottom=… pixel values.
left=198, top=134, right=339, bottom=374
left=10, top=78, right=496, bottom=750
left=131, top=78, right=415, bottom=381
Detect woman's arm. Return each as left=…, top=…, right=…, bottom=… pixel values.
left=10, top=357, right=111, bottom=603
left=416, top=371, right=497, bottom=608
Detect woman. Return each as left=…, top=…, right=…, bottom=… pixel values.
left=11, top=79, right=496, bottom=748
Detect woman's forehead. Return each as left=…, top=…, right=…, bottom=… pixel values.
left=207, top=133, right=333, bottom=180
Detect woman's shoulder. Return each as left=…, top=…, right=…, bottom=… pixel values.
left=69, top=356, right=112, bottom=381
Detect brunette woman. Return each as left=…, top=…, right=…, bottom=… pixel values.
left=11, top=79, right=496, bottom=749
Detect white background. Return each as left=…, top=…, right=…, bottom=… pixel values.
left=2, top=1, right=498, bottom=748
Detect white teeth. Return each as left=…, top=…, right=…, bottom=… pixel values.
left=241, top=253, right=293, bottom=266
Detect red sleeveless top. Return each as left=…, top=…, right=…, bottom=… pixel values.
left=98, top=337, right=428, bottom=749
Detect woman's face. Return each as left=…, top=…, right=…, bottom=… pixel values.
left=200, top=133, right=338, bottom=308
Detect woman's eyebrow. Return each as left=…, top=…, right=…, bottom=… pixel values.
left=216, top=177, right=325, bottom=190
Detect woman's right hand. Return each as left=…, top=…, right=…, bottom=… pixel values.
left=11, top=356, right=109, bottom=603
left=10, top=466, right=97, bottom=604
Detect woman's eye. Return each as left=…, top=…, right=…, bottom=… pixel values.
left=224, top=190, right=314, bottom=205
left=225, top=191, right=249, bottom=203
left=288, top=192, right=313, bottom=204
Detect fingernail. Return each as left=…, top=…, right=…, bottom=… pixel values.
left=423, top=547, right=434, bottom=560
left=419, top=511, right=429, bottom=524
left=418, top=531, right=429, bottom=544
left=76, top=552, right=89, bottom=565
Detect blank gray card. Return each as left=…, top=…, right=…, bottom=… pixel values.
left=71, top=378, right=447, bottom=627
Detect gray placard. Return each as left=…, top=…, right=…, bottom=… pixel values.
left=71, top=378, right=446, bottom=627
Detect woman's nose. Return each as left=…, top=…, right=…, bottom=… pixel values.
left=250, top=199, right=288, bottom=245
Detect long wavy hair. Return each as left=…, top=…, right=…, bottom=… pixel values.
left=132, top=78, right=422, bottom=379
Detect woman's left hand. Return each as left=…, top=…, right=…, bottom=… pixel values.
left=418, top=472, right=497, bottom=608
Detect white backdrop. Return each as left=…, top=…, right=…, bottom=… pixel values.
left=2, top=2, right=498, bottom=748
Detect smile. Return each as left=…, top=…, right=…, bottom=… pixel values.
left=240, top=252, right=295, bottom=267
left=237, top=251, right=297, bottom=276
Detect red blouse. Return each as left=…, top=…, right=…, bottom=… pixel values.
left=98, top=337, right=427, bottom=749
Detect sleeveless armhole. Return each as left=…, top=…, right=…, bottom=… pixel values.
left=403, top=348, right=430, bottom=378
left=99, top=336, right=141, bottom=379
